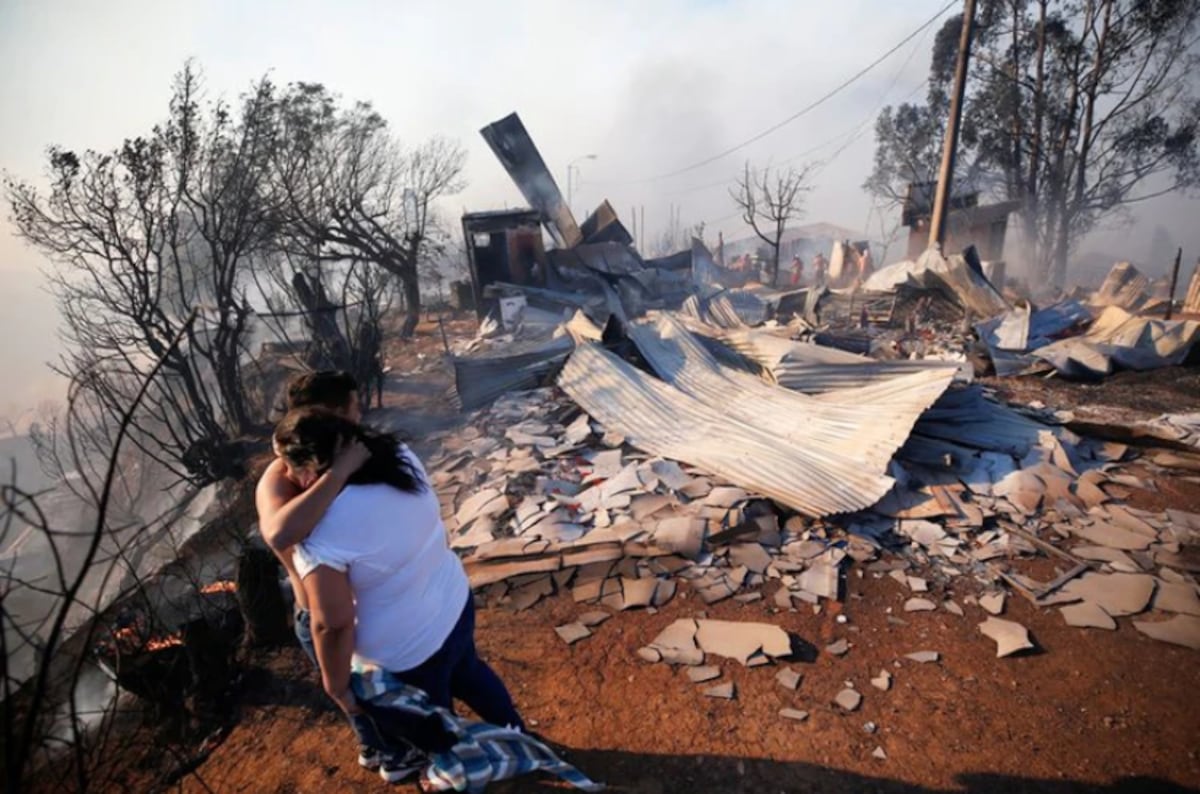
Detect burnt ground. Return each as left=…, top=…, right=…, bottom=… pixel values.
left=114, top=319, right=1200, bottom=793
left=982, top=366, right=1200, bottom=423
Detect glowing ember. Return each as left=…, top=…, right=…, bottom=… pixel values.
left=145, top=634, right=185, bottom=652
left=200, top=580, right=237, bottom=595
left=113, top=626, right=139, bottom=643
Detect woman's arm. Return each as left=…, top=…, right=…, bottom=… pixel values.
left=303, top=565, right=360, bottom=714
left=256, top=441, right=370, bottom=552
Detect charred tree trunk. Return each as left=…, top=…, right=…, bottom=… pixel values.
left=235, top=544, right=291, bottom=648
left=400, top=269, right=421, bottom=339
left=292, top=270, right=352, bottom=369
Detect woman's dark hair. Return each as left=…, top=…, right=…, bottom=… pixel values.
left=286, top=371, right=358, bottom=412
left=273, top=408, right=424, bottom=494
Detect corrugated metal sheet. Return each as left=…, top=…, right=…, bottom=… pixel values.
left=626, top=315, right=955, bottom=474
left=1184, top=266, right=1200, bottom=314
left=912, top=385, right=1054, bottom=457
left=680, top=290, right=769, bottom=328
left=558, top=342, right=897, bottom=517
left=1091, top=261, right=1149, bottom=311
left=547, top=242, right=645, bottom=278
left=453, top=336, right=574, bottom=411
left=863, top=248, right=1007, bottom=319
left=975, top=299, right=1094, bottom=376
left=1033, top=305, right=1200, bottom=378
left=714, top=327, right=966, bottom=393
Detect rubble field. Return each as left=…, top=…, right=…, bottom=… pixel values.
left=132, top=314, right=1200, bottom=794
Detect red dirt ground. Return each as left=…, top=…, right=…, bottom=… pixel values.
left=134, top=321, right=1200, bottom=792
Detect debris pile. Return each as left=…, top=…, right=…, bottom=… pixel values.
left=425, top=111, right=1200, bottom=731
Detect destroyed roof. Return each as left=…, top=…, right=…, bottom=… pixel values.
left=1033, top=305, right=1200, bottom=378
left=559, top=342, right=898, bottom=516
left=715, top=327, right=967, bottom=393
left=547, top=242, right=645, bottom=278
left=1091, top=261, right=1150, bottom=311
left=864, top=247, right=1008, bottom=319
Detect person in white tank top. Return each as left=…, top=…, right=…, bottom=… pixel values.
left=273, top=409, right=525, bottom=780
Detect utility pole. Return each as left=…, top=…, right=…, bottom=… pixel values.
left=928, top=0, right=977, bottom=251
left=1166, top=247, right=1182, bottom=320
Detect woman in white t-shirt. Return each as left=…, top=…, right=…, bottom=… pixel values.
left=272, top=409, right=525, bottom=780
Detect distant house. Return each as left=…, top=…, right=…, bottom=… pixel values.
left=902, top=181, right=1020, bottom=262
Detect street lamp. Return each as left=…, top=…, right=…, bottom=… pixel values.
left=566, top=154, right=597, bottom=215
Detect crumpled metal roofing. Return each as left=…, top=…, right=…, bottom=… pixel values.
left=1185, top=266, right=1200, bottom=314
left=712, top=326, right=967, bottom=393
left=864, top=248, right=1008, bottom=319
left=1033, top=305, right=1200, bottom=378
left=1091, top=261, right=1149, bottom=311
left=680, top=290, right=769, bottom=329
left=558, top=342, right=896, bottom=516
left=626, top=315, right=955, bottom=475
left=453, top=336, right=574, bottom=411
left=975, top=299, right=1094, bottom=376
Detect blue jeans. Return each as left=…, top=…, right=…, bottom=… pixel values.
left=296, top=608, right=383, bottom=751
left=394, top=597, right=524, bottom=730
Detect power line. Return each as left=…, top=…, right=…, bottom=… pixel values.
left=604, top=0, right=958, bottom=185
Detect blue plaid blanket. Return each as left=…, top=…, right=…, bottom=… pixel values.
left=352, top=666, right=603, bottom=792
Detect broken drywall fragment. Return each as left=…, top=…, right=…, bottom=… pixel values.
left=907, top=576, right=929, bottom=593
left=1070, top=522, right=1154, bottom=551
left=703, top=682, right=736, bottom=699
left=620, top=577, right=659, bottom=610
left=776, top=667, right=803, bottom=691
left=652, top=515, right=707, bottom=559
left=1059, top=601, right=1116, bottom=630
left=577, top=611, right=611, bottom=627
left=1133, top=614, right=1200, bottom=650
left=979, top=617, right=1035, bottom=657
left=904, top=598, right=936, bottom=612
left=645, top=618, right=704, bottom=666
left=871, top=671, right=892, bottom=691
left=905, top=651, right=940, bottom=663
left=779, top=708, right=810, bottom=722
left=649, top=459, right=691, bottom=491
left=872, top=747, right=888, bottom=760
left=652, top=579, right=678, bottom=607
left=686, top=665, right=721, bottom=683
left=637, top=647, right=663, bottom=663
left=695, top=619, right=792, bottom=666
left=834, top=688, right=862, bottom=712
left=555, top=622, right=592, bottom=645
left=1153, top=580, right=1200, bottom=616
left=826, top=639, right=850, bottom=657
left=729, top=542, right=773, bottom=574
left=1060, top=572, right=1156, bottom=617
left=1072, top=545, right=1140, bottom=569
left=797, top=559, right=840, bottom=600
left=980, top=592, right=1006, bottom=616
left=943, top=600, right=964, bottom=616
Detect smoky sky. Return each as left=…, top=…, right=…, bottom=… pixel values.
left=2, top=0, right=1198, bottom=425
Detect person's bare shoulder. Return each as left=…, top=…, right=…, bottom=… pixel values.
left=256, top=457, right=300, bottom=518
